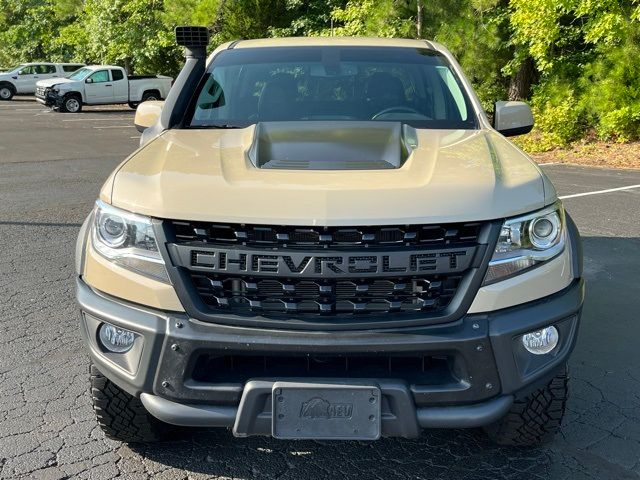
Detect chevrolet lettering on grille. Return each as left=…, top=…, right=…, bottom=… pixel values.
left=171, top=246, right=476, bottom=278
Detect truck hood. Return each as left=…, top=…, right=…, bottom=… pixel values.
left=36, top=77, right=76, bottom=88
left=107, top=126, right=555, bottom=226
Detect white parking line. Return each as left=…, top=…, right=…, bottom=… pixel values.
left=559, top=184, right=640, bottom=199
left=538, top=162, right=560, bottom=166
left=93, top=125, right=135, bottom=129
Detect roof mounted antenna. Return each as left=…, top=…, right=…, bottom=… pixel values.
left=157, top=26, right=211, bottom=131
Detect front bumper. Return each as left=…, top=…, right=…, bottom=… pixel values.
left=77, top=276, right=583, bottom=438
left=35, top=90, right=62, bottom=108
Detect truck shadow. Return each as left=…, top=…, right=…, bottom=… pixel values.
left=80, top=106, right=136, bottom=114
left=128, top=427, right=552, bottom=479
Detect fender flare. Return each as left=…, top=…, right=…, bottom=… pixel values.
left=0, top=80, right=16, bottom=92
left=63, top=90, right=84, bottom=103
left=142, top=88, right=162, bottom=100
left=75, top=212, right=93, bottom=276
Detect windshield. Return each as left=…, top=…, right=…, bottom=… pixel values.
left=2, top=64, right=25, bottom=73
left=187, top=46, right=477, bottom=129
left=67, top=67, right=92, bottom=81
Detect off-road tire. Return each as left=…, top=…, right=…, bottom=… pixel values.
left=0, top=84, right=15, bottom=101
left=128, top=101, right=139, bottom=109
left=90, top=363, right=173, bottom=443
left=484, top=364, right=568, bottom=446
left=61, top=94, right=82, bottom=113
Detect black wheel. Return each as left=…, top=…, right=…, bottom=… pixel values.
left=128, top=101, right=139, bottom=109
left=141, top=91, right=159, bottom=102
left=90, top=363, right=173, bottom=442
left=484, top=364, right=568, bottom=446
left=0, top=84, right=15, bottom=101
left=61, top=94, right=82, bottom=113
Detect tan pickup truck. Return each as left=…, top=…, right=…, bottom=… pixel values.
left=76, top=27, right=583, bottom=446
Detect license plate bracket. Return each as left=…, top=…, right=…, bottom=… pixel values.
left=272, top=382, right=381, bottom=440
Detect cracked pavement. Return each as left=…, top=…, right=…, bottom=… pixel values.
left=1, top=98, right=640, bottom=479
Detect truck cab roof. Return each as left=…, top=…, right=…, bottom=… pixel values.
left=207, top=37, right=437, bottom=64
left=232, top=37, right=433, bottom=49
left=83, top=65, right=124, bottom=71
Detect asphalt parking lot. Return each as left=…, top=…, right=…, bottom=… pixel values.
left=1, top=96, right=640, bottom=480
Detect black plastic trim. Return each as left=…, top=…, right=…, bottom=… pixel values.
left=140, top=388, right=514, bottom=435
left=77, top=276, right=583, bottom=417
left=566, top=212, right=583, bottom=278
left=497, top=125, right=534, bottom=137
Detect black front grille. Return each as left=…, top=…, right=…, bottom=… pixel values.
left=171, top=221, right=483, bottom=249
left=190, top=273, right=462, bottom=314
left=165, top=220, right=491, bottom=322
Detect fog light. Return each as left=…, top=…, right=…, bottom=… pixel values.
left=99, top=323, right=136, bottom=353
left=521, top=326, right=559, bottom=355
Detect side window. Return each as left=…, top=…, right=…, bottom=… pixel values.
left=111, top=69, right=124, bottom=81
left=37, top=65, right=56, bottom=74
left=19, top=66, right=35, bottom=75
left=63, top=65, right=83, bottom=73
left=89, top=70, right=109, bottom=83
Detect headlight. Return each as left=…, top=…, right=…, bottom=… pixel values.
left=483, top=202, right=566, bottom=285
left=91, top=200, right=169, bottom=283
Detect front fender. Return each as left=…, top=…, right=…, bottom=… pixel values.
left=63, top=90, right=85, bottom=102
left=0, top=80, right=16, bottom=91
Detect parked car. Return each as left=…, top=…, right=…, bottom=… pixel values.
left=76, top=28, right=583, bottom=446
left=35, top=65, right=172, bottom=113
left=0, top=62, right=85, bottom=100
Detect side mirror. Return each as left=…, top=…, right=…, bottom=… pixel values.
left=493, top=101, right=534, bottom=137
left=85, top=78, right=93, bottom=83
left=134, top=100, right=164, bottom=133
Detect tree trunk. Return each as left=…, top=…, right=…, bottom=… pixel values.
left=124, top=58, right=133, bottom=76
left=212, top=0, right=228, bottom=34
left=508, top=56, right=536, bottom=101
left=416, top=0, right=423, bottom=38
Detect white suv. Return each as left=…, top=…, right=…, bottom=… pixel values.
left=0, top=62, right=85, bottom=100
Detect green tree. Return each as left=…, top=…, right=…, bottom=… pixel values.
left=76, top=0, right=179, bottom=74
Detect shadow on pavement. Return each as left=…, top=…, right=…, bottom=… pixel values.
left=128, top=427, right=550, bottom=479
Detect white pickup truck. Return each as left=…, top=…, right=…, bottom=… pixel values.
left=35, top=65, right=172, bottom=113
left=0, top=62, right=85, bottom=100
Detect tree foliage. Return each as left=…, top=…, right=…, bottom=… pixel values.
left=0, top=0, right=639, bottom=146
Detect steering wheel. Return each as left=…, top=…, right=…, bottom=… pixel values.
left=371, top=106, right=424, bottom=120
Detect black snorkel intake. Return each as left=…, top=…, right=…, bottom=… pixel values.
left=159, top=26, right=210, bottom=130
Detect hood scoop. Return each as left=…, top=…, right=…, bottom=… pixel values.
left=248, top=121, right=416, bottom=170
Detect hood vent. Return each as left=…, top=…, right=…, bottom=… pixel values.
left=249, top=121, right=417, bottom=170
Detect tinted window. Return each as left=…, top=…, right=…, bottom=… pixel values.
left=188, top=47, right=477, bottom=130
left=111, top=69, right=124, bottom=81
left=36, top=65, right=56, bottom=74
left=62, top=65, right=84, bottom=72
left=19, top=66, right=35, bottom=75
left=89, top=70, right=110, bottom=83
